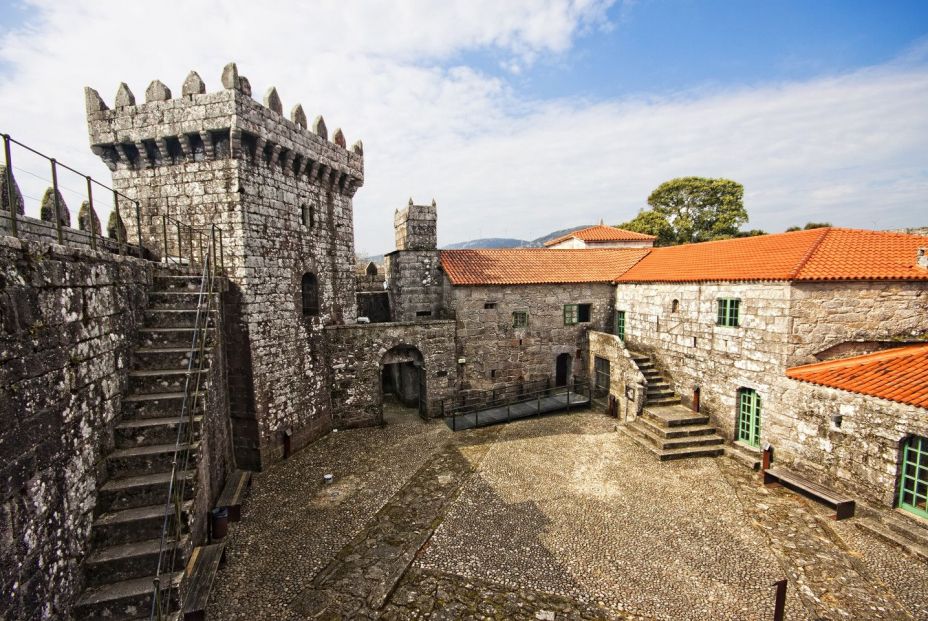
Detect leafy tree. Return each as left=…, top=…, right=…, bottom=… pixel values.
left=787, top=221, right=832, bottom=232
left=616, top=209, right=675, bottom=246
left=734, top=229, right=767, bottom=238
left=645, top=177, right=747, bottom=244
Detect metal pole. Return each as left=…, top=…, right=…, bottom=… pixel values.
left=135, top=201, right=142, bottom=258
left=772, top=579, right=787, bottom=621
left=162, top=215, right=168, bottom=263
left=112, top=191, right=124, bottom=255
left=3, top=134, right=17, bottom=237
left=218, top=228, right=224, bottom=270
left=176, top=222, right=182, bottom=266
left=85, top=176, right=96, bottom=251
left=50, top=160, right=63, bottom=244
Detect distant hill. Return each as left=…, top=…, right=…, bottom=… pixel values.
left=363, top=224, right=594, bottom=263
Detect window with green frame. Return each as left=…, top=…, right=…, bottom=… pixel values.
left=563, top=304, right=578, bottom=325
left=615, top=310, right=626, bottom=341
left=717, top=298, right=740, bottom=327
left=512, top=311, right=528, bottom=328
left=737, top=388, right=761, bottom=447
left=898, top=435, right=928, bottom=518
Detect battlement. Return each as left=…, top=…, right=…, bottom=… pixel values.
left=394, top=198, right=438, bottom=251
left=85, top=63, right=363, bottom=196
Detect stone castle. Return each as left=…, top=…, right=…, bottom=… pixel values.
left=2, top=63, right=927, bottom=619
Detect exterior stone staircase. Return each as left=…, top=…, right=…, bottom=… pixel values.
left=621, top=353, right=725, bottom=460
left=73, top=272, right=214, bottom=620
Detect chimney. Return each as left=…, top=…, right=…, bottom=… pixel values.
left=918, top=247, right=928, bottom=269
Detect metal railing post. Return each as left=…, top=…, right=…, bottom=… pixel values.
left=3, top=134, right=17, bottom=237
left=112, top=191, right=124, bottom=255
left=176, top=222, right=182, bottom=266
left=135, top=201, right=142, bottom=258
left=85, top=176, right=96, bottom=251
left=772, top=580, right=787, bottom=621
left=161, top=215, right=168, bottom=263
left=50, top=159, right=64, bottom=244
left=218, top=228, right=224, bottom=270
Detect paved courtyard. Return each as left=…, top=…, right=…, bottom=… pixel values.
left=208, top=408, right=928, bottom=620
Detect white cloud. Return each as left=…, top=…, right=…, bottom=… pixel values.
left=0, top=0, right=926, bottom=255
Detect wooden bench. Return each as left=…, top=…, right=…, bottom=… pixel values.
left=763, top=466, right=855, bottom=520
left=182, top=542, right=225, bottom=621
left=216, top=469, right=252, bottom=522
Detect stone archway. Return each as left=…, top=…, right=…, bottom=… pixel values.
left=380, top=345, right=425, bottom=419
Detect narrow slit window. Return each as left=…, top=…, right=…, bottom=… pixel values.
left=484, top=302, right=497, bottom=310
left=301, top=273, right=319, bottom=316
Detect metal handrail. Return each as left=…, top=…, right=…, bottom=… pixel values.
left=1, top=132, right=143, bottom=256
left=444, top=378, right=592, bottom=430
left=150, top=226, right=219, bottom=620
left=159, top=215, right=224, bottom=272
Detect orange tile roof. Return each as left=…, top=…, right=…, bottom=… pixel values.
left=787, top=345, right=928, bottom=409
left=440, top=248, right=649, bottom=285
left=616, top=228, right=928, bottom=283
left=544, top=224, right=656, bottom=246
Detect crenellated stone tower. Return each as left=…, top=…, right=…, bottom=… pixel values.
left=85, top=63, right=364, bottom=468
left=385, top=198, right=444, bottom=321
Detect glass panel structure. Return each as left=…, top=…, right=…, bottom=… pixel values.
left=737, top=388, right=761, bottom=447
left=899, top=436, right=928, bottom=519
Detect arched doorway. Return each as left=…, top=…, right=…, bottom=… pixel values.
left=381, top=345, right=426, bottom=420
left=555, top=353, right=572, bottom=387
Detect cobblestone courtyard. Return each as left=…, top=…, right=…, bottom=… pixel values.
left=208, top=408, right=928, bottom=620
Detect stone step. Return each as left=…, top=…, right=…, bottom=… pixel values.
left=646, top=395, right=682, bottom=407
left=132, top=346, right=210, bottom=371
left=626, top=420, right=724, bottom=450
left=123, top=391, right=204, bottom=419
left=92, top=501, right=192, bottom=546
left=646, top=387, right=674, bottom=398
left=129, top=368, right=208, bottom=394
left=637, top=415, right=719, bottom=439
left=107, top=442, right=198, bottom=478
left=115, top=415, right=201, bottom=448
left=153, top=274, right=204, bottom=292
left=98, top=470, right=195, bottom=513
left=148, top=290, right=218, bottom=310
left=856, top=518, right=928, bottom=562
left=654, top=444, right=725, bottom=461
left=883, top=511, right=928, bottom=547
left=73, top=571, right=181, bottom=621
left=643, top=405, right=709, bottom=427
left=139, top=327, right=215, bottom=348
left=143, top=308, right=215, bottom=328
left=84, top=536, right=188, bottom=587
left=725, top=443, right=762, bottom=471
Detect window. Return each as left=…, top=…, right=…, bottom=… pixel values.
left=578, top=304, right=591, bottom=323
left=512, top=311, right=528, bottom=328
left=594, top=356, right=610, bottom=398
left=737, top=388, right=761, bottom=447
left=615, top=310, right=626, bottom=341
left=717, top=298, right=740, bottom=327
left=416, top=310, right=432, bottom=317
left=898, top=435, right=928, bottom=518
left=671, top=299, right=679, bottom=313
left=564, top=304, right=578, bottom=325
left=301, top=273, right=319, bottom=316
left=301, top=203, right=315, bottom=228
left=484, top=302, right=497, bottom=310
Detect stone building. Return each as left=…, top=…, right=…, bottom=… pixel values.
left=543, top=223, right=655, bottom=249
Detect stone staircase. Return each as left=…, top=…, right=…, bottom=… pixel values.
left=621, top=353, right=725, bottom=460
left=855, top=509, right=928, bottom=562
left=73, top=272, right=215, bottom=620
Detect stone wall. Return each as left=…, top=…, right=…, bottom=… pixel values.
left=385, top=250, right=444, bottom=322
left=324, top=321, right=457, bottom=427
left=788, top=281, right=928, bottom=365
left=616, top=281, right=793, bottom=441
left=587, top=330, right=646, bottom=420
left=446, top=281, right=614, bottom=391
left=0, top=235, right=150, bottom=619
left=776, top=379, right=928, bottom=508
left=86, top=65, right=364, bottom=469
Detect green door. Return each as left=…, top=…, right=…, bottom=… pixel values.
left=615, top=311, right=626, bottom=341
left=737, top=389, right=761, bottom=447
left=898, top=436, right=928, bottom=519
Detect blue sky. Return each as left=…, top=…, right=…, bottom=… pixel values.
left=0, top=1, right=926, bottom=252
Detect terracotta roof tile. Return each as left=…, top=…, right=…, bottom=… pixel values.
left=616, top=228, right=928, bottom=283
left=440, top=248, right=649, bottom=285
left=786, top=345, right=928, bottom=409
left=544, top=224, right=655, bottom=246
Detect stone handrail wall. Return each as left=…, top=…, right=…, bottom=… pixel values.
left=587, top=330, right=646, bottom=420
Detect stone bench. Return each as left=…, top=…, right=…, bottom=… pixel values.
left=763, top=466, right=855, bottom=520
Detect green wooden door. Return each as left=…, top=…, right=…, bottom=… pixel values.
left=737, top=389, right=761, bottom=447
left=898, top=436, right=928, bottom=519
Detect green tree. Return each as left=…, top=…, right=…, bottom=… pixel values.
left=786, top=221, right=832, bottom=232
left=645, top=177, right=747, bottom=244
left=616, top=209, right=675, bottom=246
